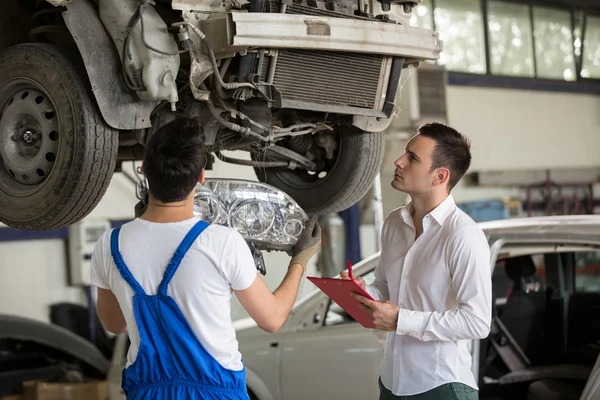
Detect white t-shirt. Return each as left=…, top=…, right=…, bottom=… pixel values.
left=90, top=217, right=258, bottom=370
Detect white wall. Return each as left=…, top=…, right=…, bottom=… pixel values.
left=446, top=86, right=600, bottom=172
left=0, top=240, right=85, bottom=323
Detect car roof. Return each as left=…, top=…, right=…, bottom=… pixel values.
left=478, top=215, right=600, bottom=240
left=348, top=215, right=600, bottom=276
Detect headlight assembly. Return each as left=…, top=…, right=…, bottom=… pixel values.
left=193, top=179, right=308, bottom=252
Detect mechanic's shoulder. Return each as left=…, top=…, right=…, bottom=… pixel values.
left=203, top=223, right=244, bottom=243
left=91, top=227, right=115, bottom=259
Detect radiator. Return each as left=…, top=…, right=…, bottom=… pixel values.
left=259, top=0, right=394, bottom=115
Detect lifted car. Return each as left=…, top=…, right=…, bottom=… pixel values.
left=0, top=0, right=441, bottom=230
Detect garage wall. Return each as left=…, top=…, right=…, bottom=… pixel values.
left=0, top=239, right=85, bottom=323
left=446, top=86, right=600, bottom=172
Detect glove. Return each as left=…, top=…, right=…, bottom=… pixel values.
left=289, top=218, right=321, bottom=272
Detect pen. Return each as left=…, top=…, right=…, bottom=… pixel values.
left=347, top=260, right=354, bottom=281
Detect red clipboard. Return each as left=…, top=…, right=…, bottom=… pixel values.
left=307, top=261, right=375, bottom=328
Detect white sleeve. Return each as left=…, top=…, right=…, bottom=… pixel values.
left=220, top=230, right=258, bottom=291
left=366, top=255, right=389, bottom=301
left=366, top=213, right=392, bottom=301
left=90, top=231, right=111, bottom=290
left=395, top=225, right=492, bottom=341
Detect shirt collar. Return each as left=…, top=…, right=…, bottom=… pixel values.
left=399, top=194, right=456, bottom=228
left=400, top=202, right=414, bottom=227
left=429, top=194, right=456, bottom=225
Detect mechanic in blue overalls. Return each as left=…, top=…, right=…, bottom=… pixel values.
left=90, top=118, right=321, bottom=399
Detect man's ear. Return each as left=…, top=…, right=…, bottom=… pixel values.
left=433, top=168, right=450, bottom=188
left=199, top=169, right=205, bottom=184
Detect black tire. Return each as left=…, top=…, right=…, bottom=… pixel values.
left=0, top=43, right=118, bottom=230
left=254, top=127, right=384, bottom=215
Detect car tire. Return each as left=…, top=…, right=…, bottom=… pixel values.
left=253, top=127, right=384, bottom=215
left=0, top=43, right=118, bottom=230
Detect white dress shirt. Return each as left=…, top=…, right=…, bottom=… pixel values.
left=366, top=195, right=492, bottom=396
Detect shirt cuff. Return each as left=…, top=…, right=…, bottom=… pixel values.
left=396, top=309, right=424, bottom=336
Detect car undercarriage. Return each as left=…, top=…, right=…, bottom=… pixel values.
left=0, top=0, right=441, bottom=230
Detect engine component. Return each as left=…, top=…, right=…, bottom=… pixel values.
left=284, top=135, right=314, bottom=154
left=99, top=0, right=181, bottom=110
left=261, top=49, right=390, bottom=114
left=215, top=151, right=292, bottom=169
left=173, top=19, right=255, bottom=101
left=255, top=1, right=399, bottom=117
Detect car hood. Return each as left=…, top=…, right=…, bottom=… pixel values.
left=0, top=314, right=109, bottom=375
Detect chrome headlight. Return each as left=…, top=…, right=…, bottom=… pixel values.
left=193, top=179, right=307, bottom=251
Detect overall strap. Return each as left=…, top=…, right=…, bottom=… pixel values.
left=110, top=228, right=146, bottom=295
left=158, top=221, right=210, bottom=296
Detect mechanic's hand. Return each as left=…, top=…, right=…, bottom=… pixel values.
left=351, top=293, right=399, bottom=332
left=340, top=271, right=366, bottom=290
left=289, top=218, right=321, bottom=272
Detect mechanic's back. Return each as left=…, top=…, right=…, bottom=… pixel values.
left=91, top=118, right=321, bottom=399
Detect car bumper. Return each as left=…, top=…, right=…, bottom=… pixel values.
left=212, top=12, right=442, bottom=61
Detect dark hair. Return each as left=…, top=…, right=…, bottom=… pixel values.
left=143, top=118, right=206, bottom=203
left=417, top=122, right=471, bottom=191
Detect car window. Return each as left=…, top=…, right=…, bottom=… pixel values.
left=324, top=269, right=375, bottom=326
left=575, top=250, right=600, bottom=293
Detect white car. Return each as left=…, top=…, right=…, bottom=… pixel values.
left=236, top=215, right=600, bottom=400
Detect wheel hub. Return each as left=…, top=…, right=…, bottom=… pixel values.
left=273, top=129, right=341, bottom=189
left=0, top=87, right=59, bottom=187
left=22, top=129, right=36, bottom=144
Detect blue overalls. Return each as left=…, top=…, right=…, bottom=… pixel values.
left=110, top=220, right=250, bottom=399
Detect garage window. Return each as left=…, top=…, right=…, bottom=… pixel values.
left=532, top=6, right=577, bottom=81
left=410, top=0, right=599, bottom=86
left=581, top=16, right=600, bottom=79
left=411, top=0, right=434, bottom=30
left=434, top=0, right=487, bottom=74
left=487, top=1, right=535, bottom=77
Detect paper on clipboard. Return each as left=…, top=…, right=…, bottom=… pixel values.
left=306, top=261, right=375, bottom=328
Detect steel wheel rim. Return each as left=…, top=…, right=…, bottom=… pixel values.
left=0, top=78, right=60, bottom=197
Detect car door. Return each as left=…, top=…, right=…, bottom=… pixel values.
left=279, top=269, right=386, bottom=400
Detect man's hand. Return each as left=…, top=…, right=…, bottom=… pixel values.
left=289, top=218, right=321, bottom=272
left=340, top=270, right=366, bottom=290
left=351, top=293, right=399, bottom=332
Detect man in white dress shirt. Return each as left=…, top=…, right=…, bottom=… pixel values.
left=343, top=122, right=492, bottom=399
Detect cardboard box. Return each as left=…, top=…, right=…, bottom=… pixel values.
left=22, top=381, right=107, bottom=400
